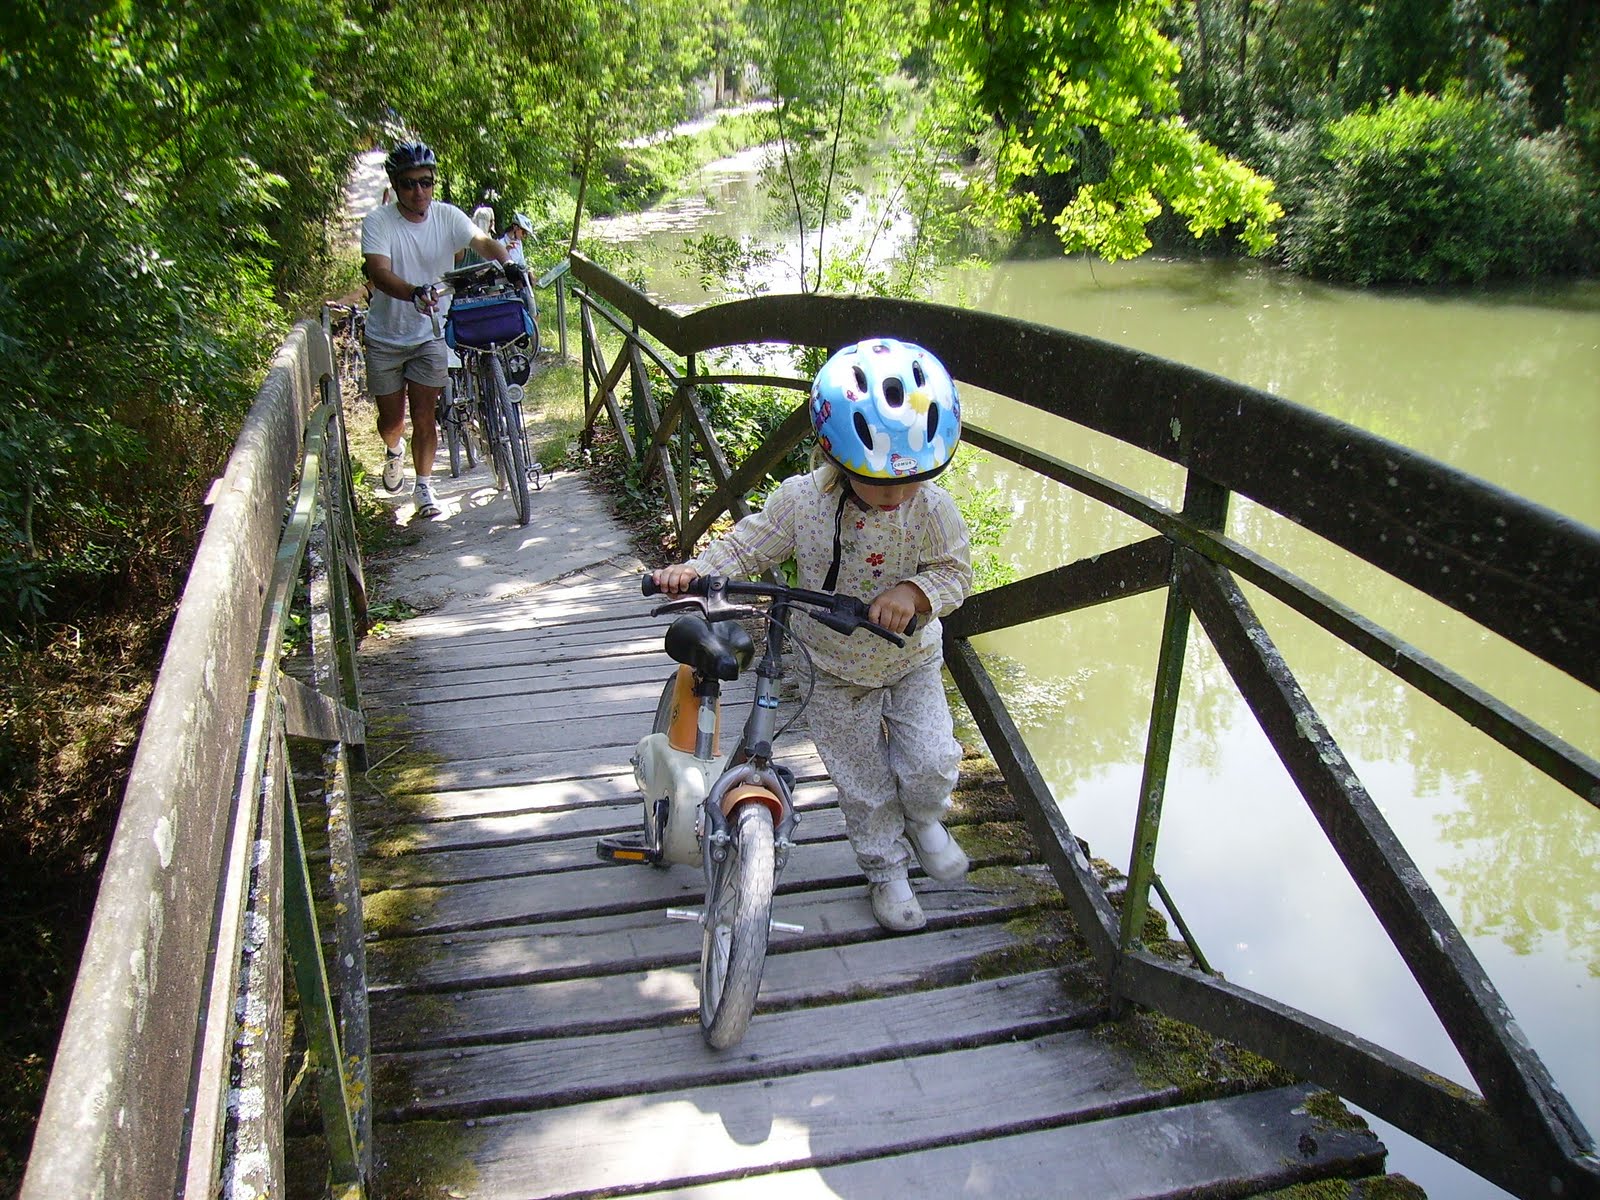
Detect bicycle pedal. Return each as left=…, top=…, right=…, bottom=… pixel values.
left=596, top=833, right=660, bottom=865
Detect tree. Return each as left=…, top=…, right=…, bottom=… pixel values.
left=0, top=0, right=357, bottom=628
left=927, top=0, right=1284, bottom=261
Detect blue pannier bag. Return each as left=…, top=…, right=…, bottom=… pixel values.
left=445, top=295, right=534, bottom=350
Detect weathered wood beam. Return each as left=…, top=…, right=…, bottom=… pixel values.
left=1178, top=548, right=1595, bottom=1174
left=944, top=536, right=1171, bottom=639
left=944, top=638, right=1122, bottom=970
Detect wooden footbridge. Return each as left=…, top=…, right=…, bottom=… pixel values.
left=20, top=257, right=1600, bottom=1200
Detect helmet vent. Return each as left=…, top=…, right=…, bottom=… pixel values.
left=883, top=378, right=904, bottom=408
left=853, top=412, right=873, bottom=447
left=926, top=403, right=941, bottom=442
left=912, top=362, right=927, bottom=387
left=853, top=366, right=869, bottom=393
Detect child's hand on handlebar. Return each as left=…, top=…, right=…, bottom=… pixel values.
left=868, top=582, right=927, bottom=636
left=652, top=564, right=701, bottom=595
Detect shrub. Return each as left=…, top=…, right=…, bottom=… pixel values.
left=1280, top=88, right=1587, bottom=283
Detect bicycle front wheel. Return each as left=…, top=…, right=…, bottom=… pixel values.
left=441, top=379, right=464, bottom=478
left=700, top=801, right=775, bottom=1049
left=477, top=364, right=507, bottom=489
left=490, top=354, right=532, bottom=526
left=454, top=369, right=480, bottom=470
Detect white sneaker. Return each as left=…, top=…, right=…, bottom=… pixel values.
left=906, top=819, right=969, bottom=882
left=382, top=439, right=406, bottom=492
left=413, top=477, right=441, bottom=519
left=868, top=878, right=926, bottom=933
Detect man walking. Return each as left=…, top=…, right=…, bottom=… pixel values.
left=361, top=141, right=527, bottom=518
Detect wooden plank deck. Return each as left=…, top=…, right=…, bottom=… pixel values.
left=338, top=565, right=1399, bottom=1199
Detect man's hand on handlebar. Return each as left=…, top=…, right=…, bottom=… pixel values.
left=503, top=260, right=528, bottom=289
left=411, top=284, right=438, bottom=314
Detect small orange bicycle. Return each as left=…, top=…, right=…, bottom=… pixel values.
left=599, top=573, right=910, bottom=1048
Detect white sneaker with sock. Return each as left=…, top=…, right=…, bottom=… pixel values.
left=382, top=438, right=406, bottom=492
left=906, top=819, right=969, bottom=881
left=868, top=878, right=926, bottom=933
left=413, top=476, right=441, bottom=519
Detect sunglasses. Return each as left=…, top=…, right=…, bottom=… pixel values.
left=395, top=176, right=435, bottom=191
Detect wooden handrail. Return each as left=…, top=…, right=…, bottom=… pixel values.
left=21, top=318, right=373, bottom=1199
left=569, top=252, right=1599, bottom=1200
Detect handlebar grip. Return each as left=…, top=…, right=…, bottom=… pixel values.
left=640, top=572, right=710, bottom=598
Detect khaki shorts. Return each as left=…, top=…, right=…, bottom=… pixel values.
left=366, top=338, right=448, bottom=394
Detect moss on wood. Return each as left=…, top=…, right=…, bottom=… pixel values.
left=372, top=1119, right=486, bottom=1200
left=1100, top=1009, right=1299, bottom=1098
left=1258, top=1176, right=1427, bottom=1200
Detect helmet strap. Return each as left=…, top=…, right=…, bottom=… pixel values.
left=822, top=486, right=851, bottom=592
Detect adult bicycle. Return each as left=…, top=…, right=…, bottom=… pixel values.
left=436, top=346, right=478, bottom=478
left=429, top=261, right=542, bottom=524
left=597, top=573, right=910, bottom=1048
left=326, top=303, right=366, bottom=403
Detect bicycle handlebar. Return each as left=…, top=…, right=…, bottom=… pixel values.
left=425, top=260, right=535, bottom=340
left=642, top=573, right=914, bottom=646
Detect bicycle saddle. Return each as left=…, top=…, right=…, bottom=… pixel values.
left=664, top=615, right=755, bottom=681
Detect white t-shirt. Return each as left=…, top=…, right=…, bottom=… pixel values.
left=361, top=201, right=480, bottom=347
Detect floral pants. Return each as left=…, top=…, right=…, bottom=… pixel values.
left=806, top=658, right=962, bottom=884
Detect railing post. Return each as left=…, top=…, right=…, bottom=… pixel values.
left=630, top=320, right=647, bottom=465
left=1119, top=474, right=1229, bottom=955
left=580, top=295, right=593, bottom=452
left=555, top=274, right=569, bottom=361
left=306, top=408, right=373, bottom=1178
left=282, top=724, right=365, bottom=1197
left=679, top=354, right=695, bottom=558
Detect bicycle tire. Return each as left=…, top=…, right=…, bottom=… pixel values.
left=700, top=801, right=775, bottom=1049
left=490, top=355, right=532, bottom=526
left=455, top=369, right=481, bottom=470
left=441, top=382, right=464, bottom=479
left=477, top=363, right=508, bottom=490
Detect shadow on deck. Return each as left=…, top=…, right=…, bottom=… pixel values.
left=327, top=550, right=1405, bottom=1200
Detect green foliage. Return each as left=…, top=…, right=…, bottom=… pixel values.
left=941, top=449, right=1017, bottom=593
left=0, top=0, right=359, bottom=630
left=929, top=0, right=1283, bottom=262
left=1283, top=88, right=1588, bottom=283
left=745, top=0, right=929, bottom=292
left=1160, top=0, right=1600, bottom=282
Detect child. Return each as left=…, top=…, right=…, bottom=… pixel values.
left=651, top=338, right=974, bottom=932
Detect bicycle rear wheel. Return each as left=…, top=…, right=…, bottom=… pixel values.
left=490, top=355, right=532, bottom=526
left=700, top=801, right=775, bottom=1049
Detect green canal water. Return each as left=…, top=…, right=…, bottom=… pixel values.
left=596, top=163, right=1600, bottom=1198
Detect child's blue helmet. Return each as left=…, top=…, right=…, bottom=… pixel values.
left=810, top=338, right=961, bottom=483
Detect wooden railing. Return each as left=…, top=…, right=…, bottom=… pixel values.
left=21, top=316, right=375, bottom=1199
left=570, top=252, right=1600, bottom=1200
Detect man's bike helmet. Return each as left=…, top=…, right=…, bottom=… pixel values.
left=385, top=141, right=438, bottom=177
left=810, top=338, right=961, bottom=483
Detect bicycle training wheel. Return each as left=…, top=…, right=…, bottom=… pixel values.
left=490, top=355, right=532, bottom=526
left=700, top=801, right=775, bottom=1049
